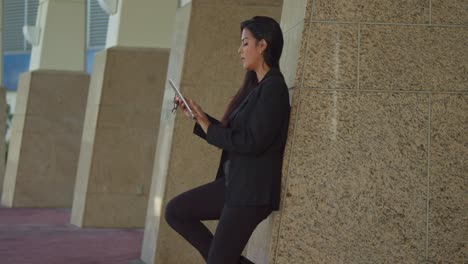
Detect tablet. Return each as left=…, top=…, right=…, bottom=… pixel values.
left=169, top=79, right=194, bottom=119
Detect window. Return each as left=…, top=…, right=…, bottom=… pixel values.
left=3, top=0, right=39, bottom=53
left=3, top=0, right=108, bottom=52
left=87, top=0, right=109, bottom=49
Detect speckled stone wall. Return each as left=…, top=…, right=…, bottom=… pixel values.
left=260, top=0, right=467, bottom=263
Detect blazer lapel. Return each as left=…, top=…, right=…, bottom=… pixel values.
left=228, top=88, right=257, bottom=121
left=228, top=68, right=280, bottom=122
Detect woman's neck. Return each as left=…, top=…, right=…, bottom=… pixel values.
left=255, top=63, right=270, bottom=83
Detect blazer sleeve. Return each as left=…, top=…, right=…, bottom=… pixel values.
left=193, top=113, right=221, bottom=140
left=205, top=77, right=289, bottom=155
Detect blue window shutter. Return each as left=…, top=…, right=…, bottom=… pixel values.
left=3, top=0, right=38, bottom=53
left=87, top=0, right=108, bottom=49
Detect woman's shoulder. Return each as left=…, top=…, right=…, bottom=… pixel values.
left=257, top=75, right=289, bottom=105
left=260, top=71, right=288, bottom=93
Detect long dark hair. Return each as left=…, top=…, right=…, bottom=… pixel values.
left=220, top=16, right=284, bottom=127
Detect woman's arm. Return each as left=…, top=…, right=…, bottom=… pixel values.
left=174, top=95, right=218, bottom=139
left=205, top=77, right=289, bottom=155
left=193, top=114, right=220, bottom=139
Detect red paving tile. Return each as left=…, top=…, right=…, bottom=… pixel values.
left=0, top=207, right=144, bottom=264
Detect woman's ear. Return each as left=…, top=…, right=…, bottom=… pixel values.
left=258, top=39, right=268, bottom=54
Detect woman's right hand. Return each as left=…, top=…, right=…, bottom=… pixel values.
left=175, top=95, right=194, bottom=119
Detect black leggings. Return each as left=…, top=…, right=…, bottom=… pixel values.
left=165, top=177, right=272, bottom=264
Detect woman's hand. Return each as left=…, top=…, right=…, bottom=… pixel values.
left=174, top=95, right=192, bottom=119
left=175, top=96, right=211, bottom=133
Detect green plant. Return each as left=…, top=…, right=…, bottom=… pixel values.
left=5, top=103, right=13, bottom=163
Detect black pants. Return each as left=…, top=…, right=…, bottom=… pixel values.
left=165, top=177, right=272, bottom=264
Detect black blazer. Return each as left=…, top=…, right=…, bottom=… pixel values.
left=193, top=68, right=290, bottom=210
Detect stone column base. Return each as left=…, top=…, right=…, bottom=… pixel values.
left=1, top=70, right=89, bottom=208
left=70, top=47, right=169, bottom=228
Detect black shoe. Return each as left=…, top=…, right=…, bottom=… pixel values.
left=239, top=256, right=255, bottom=264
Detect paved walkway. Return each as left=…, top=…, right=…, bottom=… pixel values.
left=0, top=207, right=144, bottom=264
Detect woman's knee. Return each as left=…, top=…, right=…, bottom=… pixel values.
left=164, top=197, right=182, bottom=226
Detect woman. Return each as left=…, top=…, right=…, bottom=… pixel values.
left=165, top=16, right=290, bottom=264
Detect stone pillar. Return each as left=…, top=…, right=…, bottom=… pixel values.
left=140, top=1, right=283, bottom=264
left=245, top=1, right=306, bottom=262
left=0, top=0, right=6, bottom=198
left=70, top=0, right=177, bottom=228
left=29, top=0, right=85, bottom=71
left=253, top=0, right=468, bottom=263
left=105, top=0, right=174, bottom=49
left=1, top=0, right=89, bottom=207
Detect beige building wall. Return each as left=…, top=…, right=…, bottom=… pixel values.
left=250, top=0, right=467, bottom=263
left=140, top=1, right=283, bottom=263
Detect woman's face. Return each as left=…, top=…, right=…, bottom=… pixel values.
left=238, top=28, right=266, bottom=71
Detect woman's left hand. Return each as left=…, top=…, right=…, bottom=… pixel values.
left=186, top=98, right=211, bottom=133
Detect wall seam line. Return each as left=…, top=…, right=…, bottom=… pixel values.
left=425, top=93, right=432, bottom=261
left=306, top=20, right=467, bottom=28
left=429, top=0, right=432, bottom=24
left=284, top=19, right=306, bottom=34
left=297, top=88, right=468, bottom=94
left=357, top=23, right=361, bottom=90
